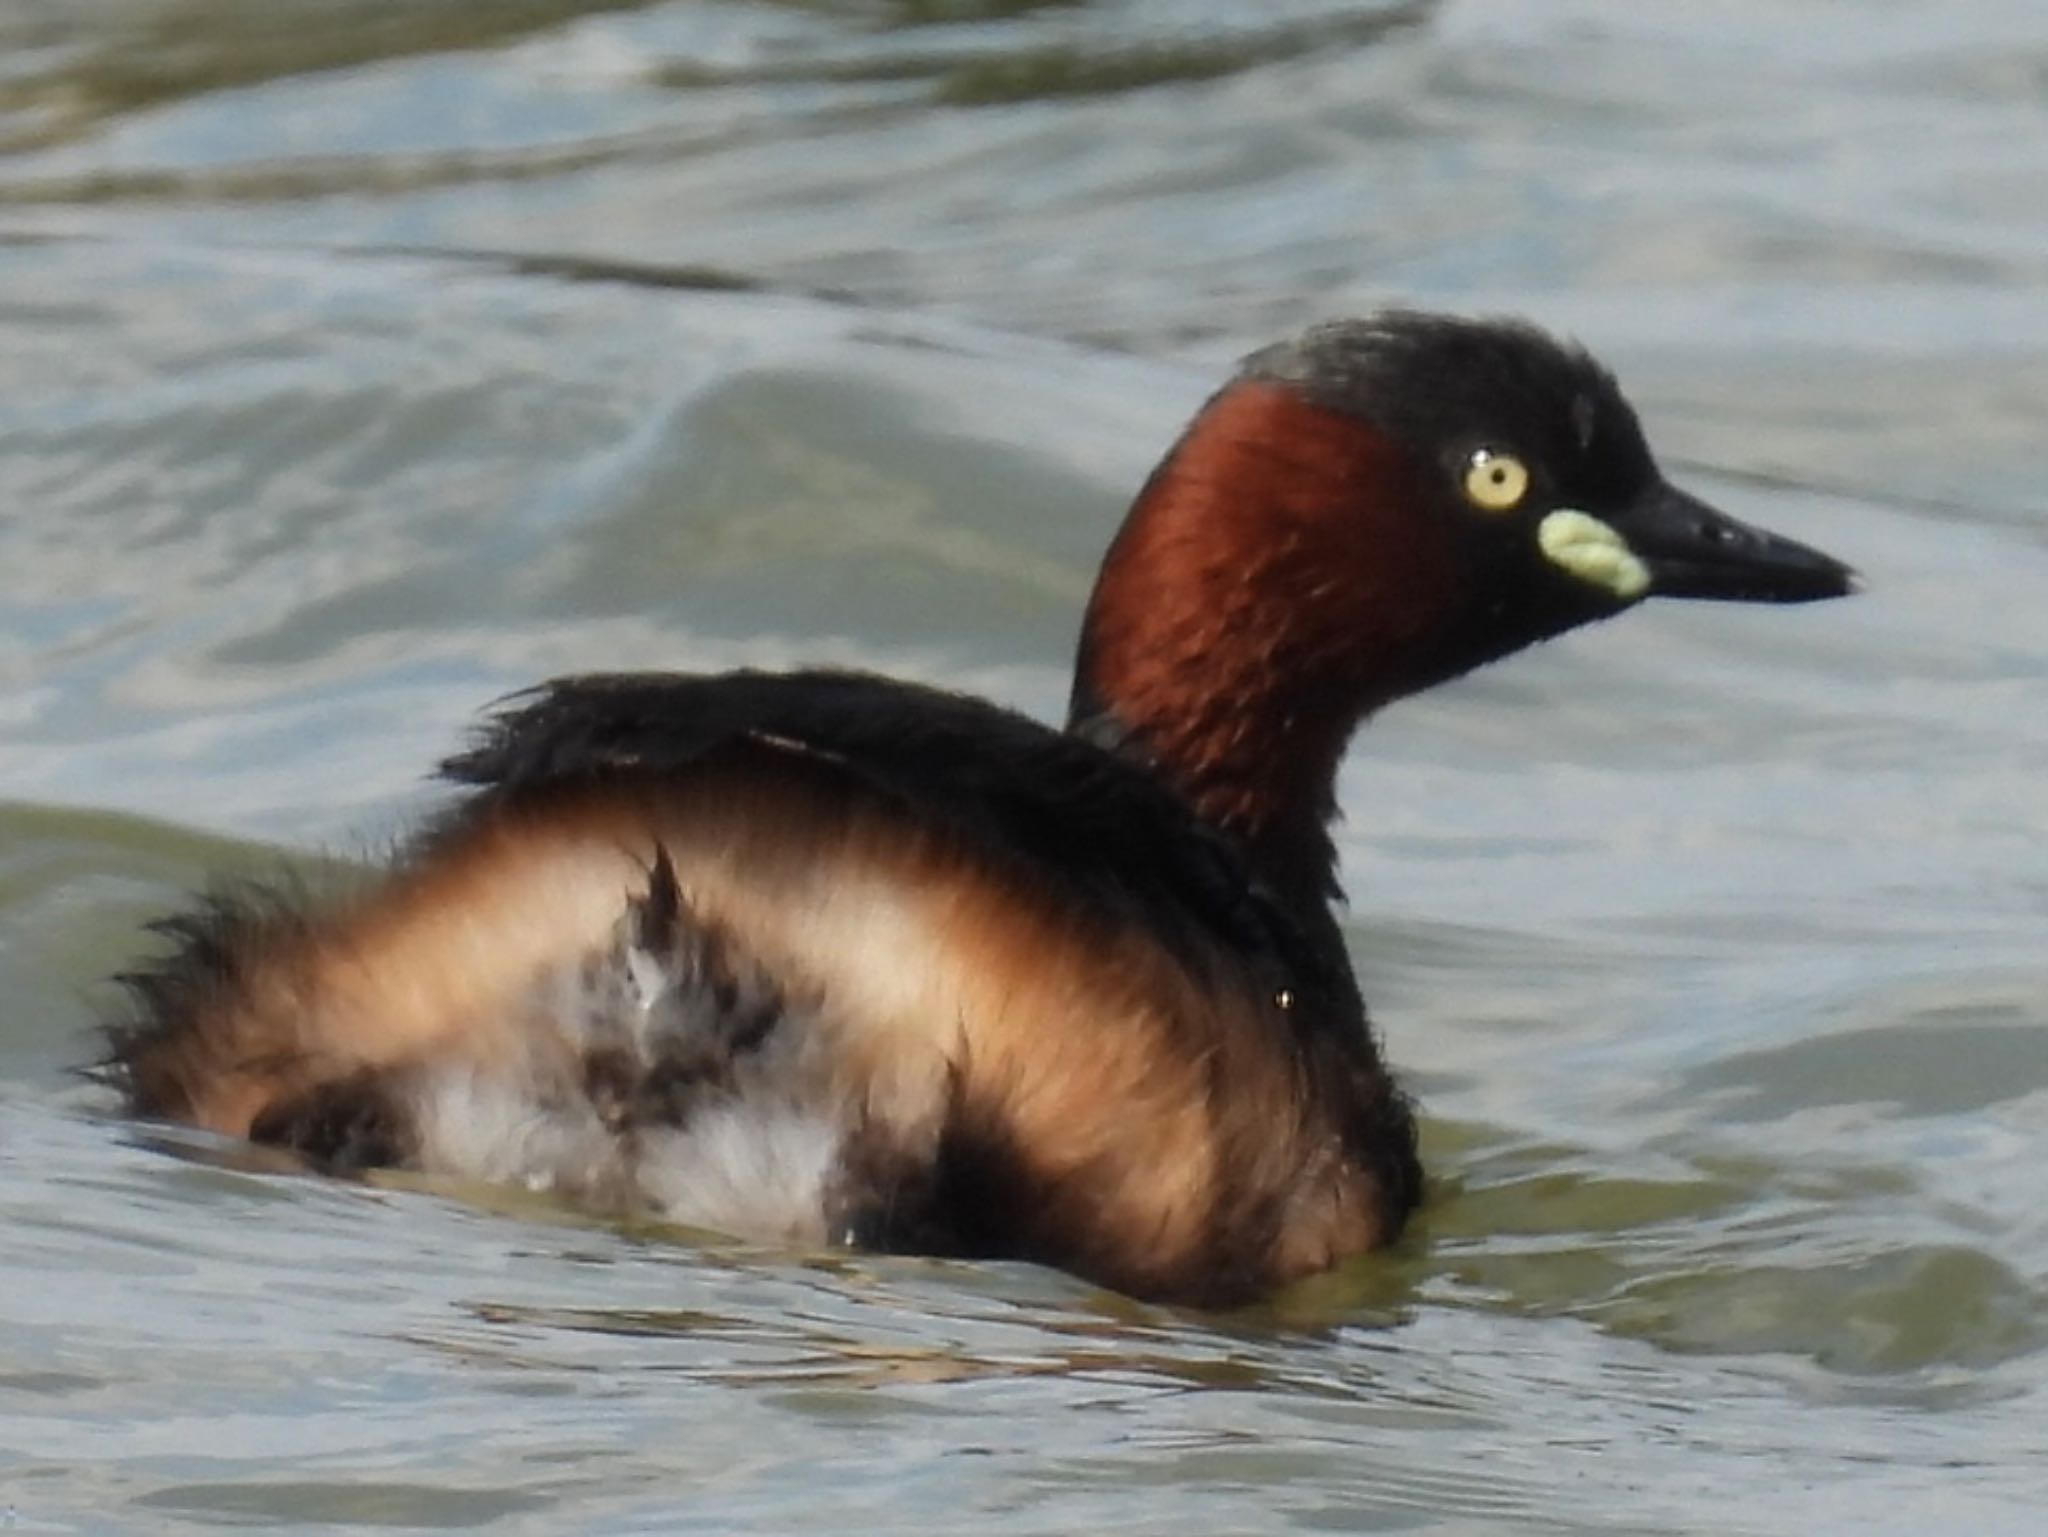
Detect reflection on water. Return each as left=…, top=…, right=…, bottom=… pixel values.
left=2, top=0, right=2046, bottom=1532
left=0, top=1, right=660, bottom=133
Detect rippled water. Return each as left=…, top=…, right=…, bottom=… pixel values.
left=3, top=2, right=2045, bottom=1531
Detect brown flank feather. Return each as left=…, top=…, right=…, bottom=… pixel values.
left=107, top=745, right=1407, bottom=1303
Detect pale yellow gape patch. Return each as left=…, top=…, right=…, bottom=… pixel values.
left=1536, top=510, right=1652, bottom=601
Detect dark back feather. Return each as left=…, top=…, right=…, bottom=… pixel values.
left=438, top=669, right=1355, bottom=1008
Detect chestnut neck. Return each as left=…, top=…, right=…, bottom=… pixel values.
left=1068, top=382, right=1464, bottom=913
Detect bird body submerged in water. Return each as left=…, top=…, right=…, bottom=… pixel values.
left=105, top=313, right=1855, bottom=1306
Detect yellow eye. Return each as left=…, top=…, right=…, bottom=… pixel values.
left=1462, top=448, right=1530, bottom=513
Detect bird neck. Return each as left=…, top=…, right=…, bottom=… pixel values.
left=1069, top=382, right=1464, bottom=911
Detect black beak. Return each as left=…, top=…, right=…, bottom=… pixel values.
left=1617, top=480, right=1858, bottom=603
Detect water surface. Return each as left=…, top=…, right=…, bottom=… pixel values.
left=2, top=2, right=2045, bottom=1532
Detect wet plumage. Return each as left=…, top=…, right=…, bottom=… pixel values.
left=102, top=312, right=1855, bottom=1304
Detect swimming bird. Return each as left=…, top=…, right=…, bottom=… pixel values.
left=103, top=312, right=1855, bottom=1305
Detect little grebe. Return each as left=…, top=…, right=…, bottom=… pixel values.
left=105, top=312, right=1855, bottom=1305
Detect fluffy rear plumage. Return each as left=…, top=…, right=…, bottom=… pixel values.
left=100, top=670, right=1421, bottom=1304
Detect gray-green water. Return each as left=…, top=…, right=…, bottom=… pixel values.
left=3, top=2, right=2046, bottom=1531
